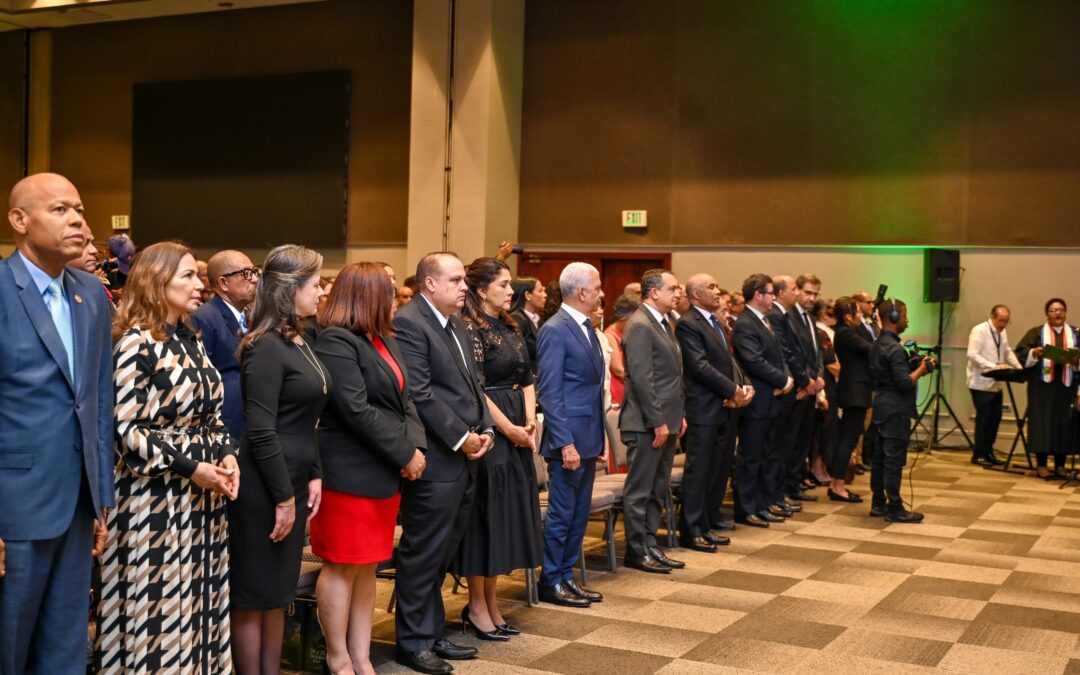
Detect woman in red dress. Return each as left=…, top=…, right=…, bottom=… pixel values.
left=312, top=262, right=427, bottom=675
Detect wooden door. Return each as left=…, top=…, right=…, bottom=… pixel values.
left=517, top=251, right=671, bottom=324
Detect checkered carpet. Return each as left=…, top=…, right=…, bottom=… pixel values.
left=357, top=451, right=1080, bottom=674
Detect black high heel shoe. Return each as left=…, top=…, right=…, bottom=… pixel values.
left=495, top=623, right=521, bottom=636
left=460, top=606, right=510, bottom=641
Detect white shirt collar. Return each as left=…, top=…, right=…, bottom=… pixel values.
left=523, top=308, right=540, bottom=327
left=641, top=302, right=667, bottom=326
left=693, top=305, right=716, bottom=322
left=420, top=292, right=451, bottom=328
left=560, top=303, right=590, bottom=327
left=221, top=297, right=246, bottom=324
left=747, top=305, right=768, bottom=322
left=772, top=301, right=788, bottom=315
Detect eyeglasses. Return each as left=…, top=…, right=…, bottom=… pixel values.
left=222, top=267, right=260, bottom=281
left=1048, top=308, right=1066, bottom=314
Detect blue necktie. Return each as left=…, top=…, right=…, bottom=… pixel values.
left=709, top=314, right=727, bottom=347
left=238, top=309, right=249, bottom=334
left=46, top=279, right=76, bottom=384
left=583, top=319, right=601, bottom=356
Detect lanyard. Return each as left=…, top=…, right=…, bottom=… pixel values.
left=988, top=321, right=1001, bottom=360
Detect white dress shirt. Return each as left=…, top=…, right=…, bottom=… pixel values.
left=967, top=320, right=1022, bottom=391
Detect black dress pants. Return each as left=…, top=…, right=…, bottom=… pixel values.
left=834, top=406, right=868, bottom=478
left=679, top=421, right=729, bottom=538
left=781, top=395, right=816, bottom=496
left=736, top=414, right=781, bottom=518
left=970, top=389, right=1003, bottom=460
left=870, top=414, right=911, bottom=513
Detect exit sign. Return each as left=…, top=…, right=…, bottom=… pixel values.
left=111, top=215, right=130, bottom=230
left=622, top=210, right=647, bottom=228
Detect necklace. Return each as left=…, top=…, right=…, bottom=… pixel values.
left=295, top=338, right=327, bottom=395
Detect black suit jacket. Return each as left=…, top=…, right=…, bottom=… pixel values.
left=676, top=307, right=742, bottom=423
left=792, top=306, right=824, bottom=380
left=834, top=324, right=874, bottom=408
left=767, top=304, right=812, bottom=388
left=732, top=310, right=790, bottom=420
left=315, top=327, right=427, bottom=499
left=392, top=296, right=492, bottom=482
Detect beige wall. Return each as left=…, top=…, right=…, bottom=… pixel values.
left=46, top=0, right=412, bottom=247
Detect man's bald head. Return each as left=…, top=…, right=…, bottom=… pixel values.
left=206, top=250, right=250, bottom=285
left=7, top=173, right=86, bottom=276
left=686, top=273, right=723, bottom=312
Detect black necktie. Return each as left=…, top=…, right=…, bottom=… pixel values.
left=803, top=312, right=817, bottom=353
left=583, top=319, right=601, bottom=356
left=445, top=320, right=471, bottom=373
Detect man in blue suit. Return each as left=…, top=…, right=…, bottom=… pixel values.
left=191, top=249, right=258, bottom=438
left=536, top=262, right=606, bottom=608
left=0, top=173, right=115, bottom=675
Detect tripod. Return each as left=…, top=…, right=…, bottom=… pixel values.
left=914, top=302, right=974, bottom=451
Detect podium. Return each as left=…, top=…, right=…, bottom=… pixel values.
left=984, top=368, right=1031, bottom=474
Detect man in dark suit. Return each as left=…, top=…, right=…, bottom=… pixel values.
left=619, top=269, right=687, bottom=573
left=732, top=274, right=793, bottom=528
left=0, top=173, right=115, bottom=675
left=536, top=262, right=606, bottom=607
left=391, top=252, right=494, bottom=674
left=190, top=249, right=258, bottom=439
left=853, top=290, right=880, bottom=471
left=764, top=275, right=812, bottom=517
left=785, top=273, right=826, bottom=501
left=675, top=274, right=753, bottom=551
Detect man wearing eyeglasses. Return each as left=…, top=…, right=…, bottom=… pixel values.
left=191, top=250, right=258, bottom=438
left=967, top=305, right=1022, bottom=467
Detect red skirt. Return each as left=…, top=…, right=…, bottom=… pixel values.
left=310, top=488, right=400, bottom=565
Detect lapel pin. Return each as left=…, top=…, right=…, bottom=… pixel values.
left=74, top=294, right=83, bottom=304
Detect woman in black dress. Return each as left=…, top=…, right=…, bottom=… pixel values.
left=509, top=276, right=546, bottom=376
left=1014, top=298, right=1080, bottom=479
left=452, top=257, right=542, bottom=640
left=832, top=297, right=870, bottom=502
left=230, top=244, right=329, bottom=674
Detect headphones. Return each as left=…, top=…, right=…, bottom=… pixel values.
left=881, top=298, right=902, bottom=324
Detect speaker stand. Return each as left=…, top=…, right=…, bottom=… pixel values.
left=914, top=302, right=974, bottom=452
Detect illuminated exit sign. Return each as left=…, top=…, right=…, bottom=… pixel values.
left=622, top=210, right=647, bottom=228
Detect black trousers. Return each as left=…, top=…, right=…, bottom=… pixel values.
left=834, top=406, right=868, bottom=478
left=736, top=414, right=782, bottom=518
left=869, top=414, right=911, bottom=513
left=395, top=469, right=475, bottom=652
left=679, top=421, right=730, bottom=538
left=710, top=411, right=738, bottom=526
left=781, top=395, right=816, bottom=495
left=970, top=389, right=1003, bottom=460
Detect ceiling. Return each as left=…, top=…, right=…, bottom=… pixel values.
left=0, top=0, right=328, bottom=32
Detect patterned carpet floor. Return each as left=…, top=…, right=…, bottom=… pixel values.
left=357, top=450, right=1080, bottom=674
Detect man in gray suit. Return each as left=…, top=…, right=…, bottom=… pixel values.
left=619, top=269, right=687, bottom=574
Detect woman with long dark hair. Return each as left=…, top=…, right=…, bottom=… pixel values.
left=509, top=276, right=546, bottom=376
left=96, top=241, right=238, bottom=672
left=451, top=257, right=542, bottom=640
left=312, top=262, right=427, bottom=675
left=230, top=244, right=328, bottom=674
left=831, top=296, right=869, bottom=502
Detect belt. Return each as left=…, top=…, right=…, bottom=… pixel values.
left=484, top=384, right=522, bottom=392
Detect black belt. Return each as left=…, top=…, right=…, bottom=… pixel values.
left=484, top=384, right=522, bottom=392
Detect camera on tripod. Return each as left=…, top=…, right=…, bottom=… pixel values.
left=903, top=340, right=938, bottom=373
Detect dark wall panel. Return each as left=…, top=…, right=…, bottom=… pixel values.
left=0, top=31, right=25, bottom=243
left=520, top=0, right=1080, bottom=247
left=132, top=72, right=349, bottom=249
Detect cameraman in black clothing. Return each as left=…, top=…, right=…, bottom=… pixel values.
left=868, top=299, right=934, bottom=523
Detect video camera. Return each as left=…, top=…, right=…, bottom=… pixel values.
left=902, top=340, right=938, bottom=373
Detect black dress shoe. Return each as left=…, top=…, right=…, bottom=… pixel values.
left=781, top=499, right=803, bottom=512
left=768, top=504, right=793, bottom=518
left=736, top=514, right=769, bottom=528
left=564, top=578, right=603, bottom=602
left=648, top=546, right=686, bottom=568
left=885, top=509, right=925, bottom=524
left=787, top=491, right=818, bottom=502
left=757, top=510, right=785, bottom=523
left=624, top=553, right=671, bottom=574
left=711, top=520, right=737, bottom=532
left=538, top=582, right=592, bottom=607
left=827, top=489, right=861, bottom=503
left=460, top=607, right=510, bottom=642
left=679, top=535, right=718, bottom=552
left=857, top=462, right=871, bottom=472
left=395, top=648, right=453, bottom=674
left=432, top=639, right=477, bottom=660
left=702, top=530, right=732, bottom=544
left=495, top=623, right=520, bottom=636
left=869, top=504, right=886, bottom=517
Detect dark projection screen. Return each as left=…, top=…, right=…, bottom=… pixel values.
left=132, top=71, right=349, bottom=249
